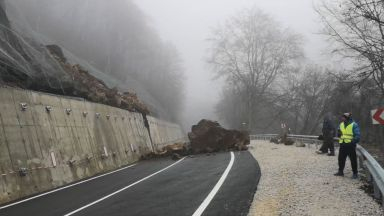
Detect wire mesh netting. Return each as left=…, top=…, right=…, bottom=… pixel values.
left=0, top=0, right=175, bottom=118
left=0, top=1, right=74, bottom=92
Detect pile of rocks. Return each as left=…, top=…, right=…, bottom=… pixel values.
left=141, top=142, right=188, bottom=160
left=188, top=119, right=250, bottom=153
left=270, top=136, right=295, bottom=145
left=46, top=44, right=149, bottom=114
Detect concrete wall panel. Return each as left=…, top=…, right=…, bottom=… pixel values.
left=0, top=88, right=18, bottom=126
left=12, top=90, right=34, bottom=126
left=0, top=87, right=187, bottom=204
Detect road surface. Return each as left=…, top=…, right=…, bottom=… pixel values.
left=0, top=151, right=260, bottom=216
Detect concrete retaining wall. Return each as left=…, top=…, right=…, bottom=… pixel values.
left=0, top=87, right=186, bottom=204
left=147, top=116, right=186, bottom=151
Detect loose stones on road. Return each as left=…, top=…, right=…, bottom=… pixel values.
left=248, top=141, right=383, bottom=216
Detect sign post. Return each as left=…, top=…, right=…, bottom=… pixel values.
left=371, top=108, right=384, bottom=125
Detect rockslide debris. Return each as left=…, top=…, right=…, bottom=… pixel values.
left=46, top=45, right=149, bottom=114
left=188, top=119, right=250, bottom=153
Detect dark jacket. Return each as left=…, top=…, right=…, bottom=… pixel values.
left=322, top=114, right=336, bottom=138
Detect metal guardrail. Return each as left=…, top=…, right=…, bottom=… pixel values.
left=250, top=134, right=323, bottom=147
left=250, top=134, right=278, bottom=141
left=251, top=134, right=384, bottom=206
left=356, top=146, right=384, bottom=203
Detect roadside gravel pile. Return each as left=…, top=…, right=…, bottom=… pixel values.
left=248, top=140, right=383, bottom=216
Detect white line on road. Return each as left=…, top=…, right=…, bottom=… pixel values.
left=0, top=163, right=136, bottom=210
left=64, top=157, right=186, bottom=216
left=192, top=152, right=235, bottom=216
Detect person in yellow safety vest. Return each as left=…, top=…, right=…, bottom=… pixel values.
left=334, top=112, right=361, bottom=179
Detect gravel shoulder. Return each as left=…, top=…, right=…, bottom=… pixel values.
left=248, top=140, right=383, bottom=216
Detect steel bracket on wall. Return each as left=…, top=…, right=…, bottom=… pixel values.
left=20, top=103, right=28, bottom=111
left=45, top=106, right=53, bottom=113
left=18, top=168, right=28, bottom=177
left=65, top=108, right=72, bottom=115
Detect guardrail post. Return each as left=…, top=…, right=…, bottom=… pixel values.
left=373, top=180, right=382, bottom=200
left=382, top=197, right=384, bottom=208
left=358, top=156, right=364, bottom=170
left=366, top=167, right=372, bottom=182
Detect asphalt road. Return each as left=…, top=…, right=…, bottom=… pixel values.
left=0, top=151, right=260, bottom=216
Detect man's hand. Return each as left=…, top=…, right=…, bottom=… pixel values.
left=337, top=129, right=342, bottom=138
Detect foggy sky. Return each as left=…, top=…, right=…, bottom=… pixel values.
left=134, top=0, right=330, bottom=129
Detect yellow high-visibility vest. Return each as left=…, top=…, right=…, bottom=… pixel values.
left=339, top=122, right=354, bottom=144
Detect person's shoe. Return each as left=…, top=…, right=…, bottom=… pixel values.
left=316, top=150, right=326, bottom=154
left=351, top=174, right=358, bottom=179
left=327, top=152, right=335, bottom=156
left=334, top=171, right=344, bottom=176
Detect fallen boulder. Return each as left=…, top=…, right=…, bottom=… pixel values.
left=284, top=138, right=295, bottom=146
left=188, top=119, right=249, bottom=153
left=295, top=142, right=306, bottom=147
left=270, top=137, right=279, bottom=144
left=163, top=142, right=186, bottom=153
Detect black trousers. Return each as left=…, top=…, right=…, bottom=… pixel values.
left=338, top=143, right=358, bottom=174
left=319, top=136, right=335, bottom=153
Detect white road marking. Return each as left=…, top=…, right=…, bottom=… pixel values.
left=0, top=163, right=136, bottom=210
left=64, top=157, right=186, bottom=216
left=192, top=152, right=235, bottom=216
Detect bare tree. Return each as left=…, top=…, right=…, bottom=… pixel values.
left=317, top=0, right=384, bottom=95
left=215, top=86, right=245, bottom=129
left=208, top=8, right=302, bottom=131
left=292, top=65, right=337, bottom=134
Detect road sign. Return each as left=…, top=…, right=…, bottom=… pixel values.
left=371, top=108, right=384, bottom=125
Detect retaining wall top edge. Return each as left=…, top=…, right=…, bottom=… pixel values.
left=0, top=86, right=181, bottom=126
